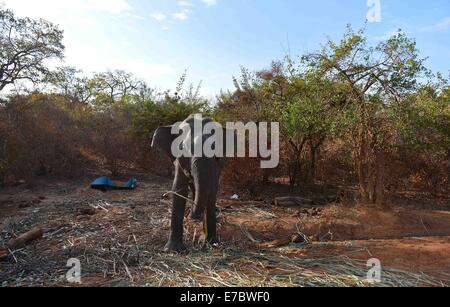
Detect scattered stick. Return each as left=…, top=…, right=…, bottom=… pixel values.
left=122, top=259, right=134, bottom=282
left=94, top=203, right=109, bottom=212
left=420, top=219, right=430, bottom=235
left=8, top=248, right=18, bottom=263
left=98, top=205, right=109, bottom=212
left=239, top=224, right=260, bottom=243
left=192, top=227, right=197, bottom=244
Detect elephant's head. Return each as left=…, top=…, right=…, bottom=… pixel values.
left=151, top=116, right=237, bottom=167
left=151, top=126, right=177, bottom=162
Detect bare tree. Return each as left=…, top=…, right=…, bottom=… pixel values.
left=50, top=66, right=93, bottom=104
left=0, top=7, right=64, bottom=92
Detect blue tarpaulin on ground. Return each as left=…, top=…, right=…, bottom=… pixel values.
left=91, top=176, right=137, bottom=191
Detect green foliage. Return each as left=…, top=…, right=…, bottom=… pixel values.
left=129, top=73, right=208, bottom=141
left=303, top=26, right=428, bottom=104
left=398, top=83, right=450, bottom=151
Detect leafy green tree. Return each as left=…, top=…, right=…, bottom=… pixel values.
left=215, top=61, right=349, bottom=187
left=130, top=73, right=207, bottom=142
left=281, top=74, right=350, bottom=186
left=0, top=7, right=64, bottom=92
left=303, top=26, right=429, bottom=204
left=398, top=81, right=450, bottom=152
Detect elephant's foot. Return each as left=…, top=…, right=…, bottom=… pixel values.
left=202, top=239, right=220, bottom=250
left=164, top=240, right=187, bottom=253
left=206, top=234, right=219, bottom=244
left=204, top=236, right=219, bottom=247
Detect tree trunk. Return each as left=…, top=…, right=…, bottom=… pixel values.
left=360, top=148, right=386, bottom=205
left=373, top=150, right=386, bottom=205
left=289, top=159, right=300, bottom=190
left=288, top=138, right=306, bottom=190
left=309, top=140, right=324, bottom=182
left=357, top=138, right=370, bottom=203
left=262, top=169, right=270, bottom=186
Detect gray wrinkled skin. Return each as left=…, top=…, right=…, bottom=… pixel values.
left=151, top=115, right=225, bottom=252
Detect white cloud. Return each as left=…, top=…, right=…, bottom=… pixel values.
left=150, top=12, right=167, bottom=22
left=84, top=0, right=131, bottom=14
left=172, top=11, right=189, bottom=21
left=1, top=0, right=135, bottom=30
left=372, top=29, right=402, bottom=41
left=200, top=0, right=217, bottom=7
left=65, top=41, right=175, bottom=78
left=178, top=1, right=195, bottom=8
left=421, top=17, right=450, bottom=32
left=2, top=0, right=131, bottom=20
left=150, top=0, right=217, bottom=26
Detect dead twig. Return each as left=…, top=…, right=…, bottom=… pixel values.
left=163, top=191, right=195, bottom=204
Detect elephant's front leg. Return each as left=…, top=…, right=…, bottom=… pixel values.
left=204, top=197, right=218, bottom=245
left=165, top=164, right=189, bottom=252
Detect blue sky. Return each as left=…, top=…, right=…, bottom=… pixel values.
left=2, top=0, right=450, bottom=96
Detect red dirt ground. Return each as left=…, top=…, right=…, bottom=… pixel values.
left=0, top=174, right=449, bottom=286
left=217, top=200, right=450, bottom=281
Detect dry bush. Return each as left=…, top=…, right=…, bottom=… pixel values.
left=315, top=139, right=449, bottom=199
left=86, top=106, right=138, bottom=176
left=0, top=93, right=185, bottom=185
left=316, top=140, right=356, bottom=185
left=220, top=157, right=264, bottom=197
left=388, top=150, right=449, bottom=196
left=0, top=94, right=88, bottom=185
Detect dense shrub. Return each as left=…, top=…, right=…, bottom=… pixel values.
left=0, top=94, right=87, bottom=184
left=0, top=88, right=207, bottom=185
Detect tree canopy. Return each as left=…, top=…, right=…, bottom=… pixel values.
left=0, top=7, right=64, bottom=92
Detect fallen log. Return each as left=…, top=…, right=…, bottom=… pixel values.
left=274, top=195, right=339, bottom=207
left=274, top=197, right=314, bottom=207
left=6, top=227, right=44, bottom=250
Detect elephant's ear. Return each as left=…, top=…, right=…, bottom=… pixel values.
left=151, top=126, right=176, bottom=161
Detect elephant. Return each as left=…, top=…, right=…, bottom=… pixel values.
left=151, top=115, right=230, bottom=252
